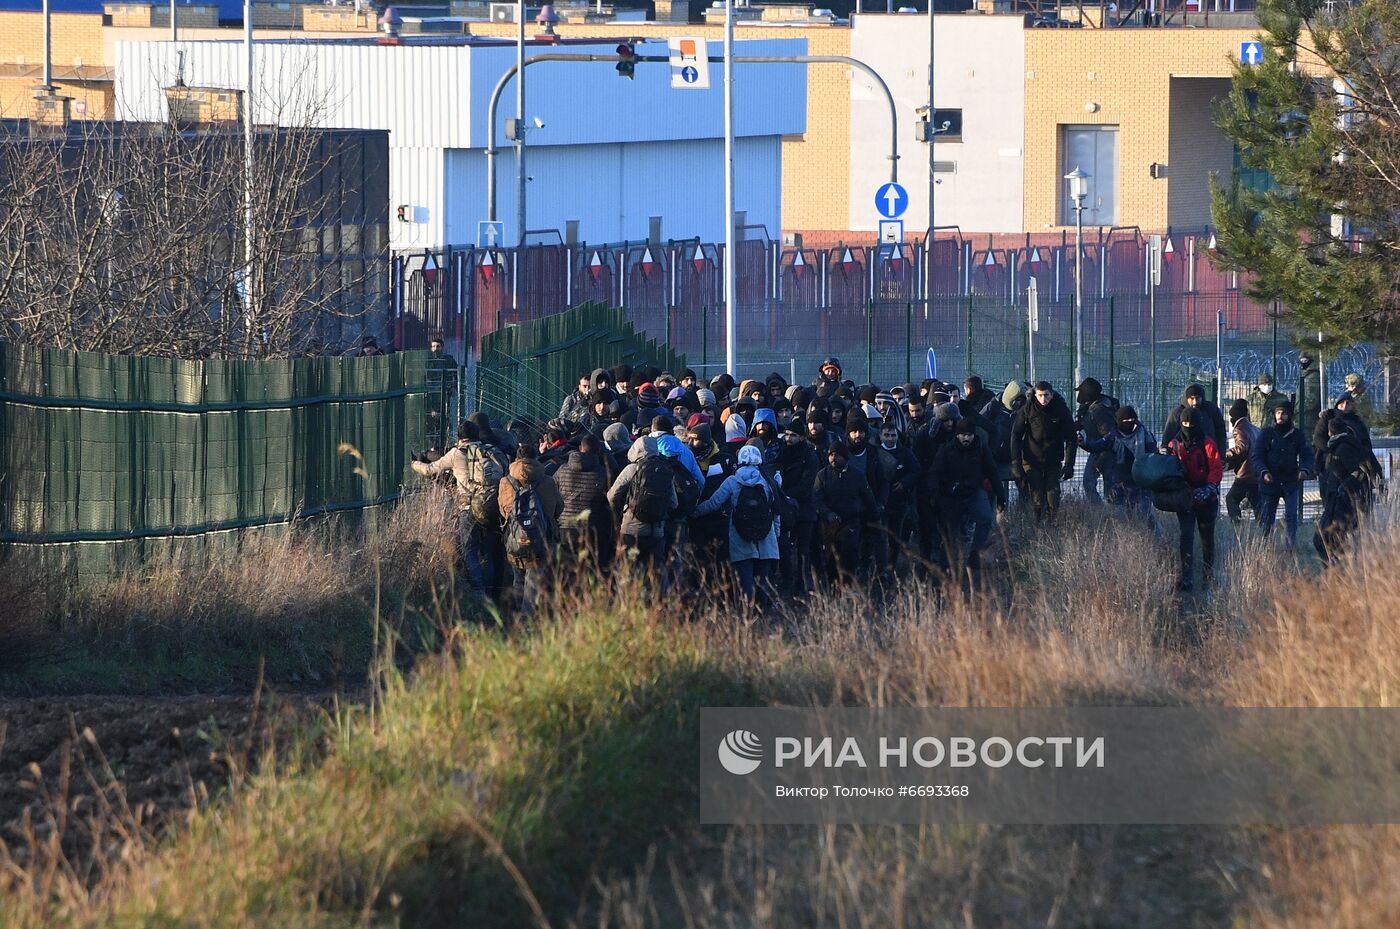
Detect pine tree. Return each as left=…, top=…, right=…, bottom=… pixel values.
left=1211, top=0, right=1400, bottom=346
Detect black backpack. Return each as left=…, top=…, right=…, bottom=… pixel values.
left=732, top=481, right=775, bottom=542
left=503, top=476, right=552, bottom=563
left=671, top=460, right=703, bottom=518
left=628, top=456, right=674, bottom=523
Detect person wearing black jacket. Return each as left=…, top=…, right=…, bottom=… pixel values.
left=1075, top=377, right=1118, bottom=505
left=553, top=437, right=613, bottom=572
left=813, top=443, right=881, bottom=582
left=777, top=422, right=822, bottom=594
left=1250, top=401, right=1315, bottom=550
left=1314, top=416, right=1371, bottom=564
left=1313, top=394, right=1382, bottom=485
left=876, top=418, right=921, bottom=566
left=931, top=419, right=1007, bottom=575
left=958, top=376, right=997, bottom=421
left=1162, top=383, right=1228, bottom=450
left=1010, top=381, right=1077, bottom=524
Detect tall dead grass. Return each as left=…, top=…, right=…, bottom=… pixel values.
left=0, top=497, right=1396, bottom=927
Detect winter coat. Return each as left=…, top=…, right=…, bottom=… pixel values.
left=655, top=433, right=704, bottom=485
left=1226, top=419, right=1260, bottom=481
left=1010, top=392, right=1077, bottom=473
left=692, top=464, right=783, bottom=562
left=1167, top=436, right=1223, bottom=488
left=606, top=438, right=677, bottom=537
left=931, top=436, right=1007, bottom=507
left=691, top=442, right=736, bottom=545
left=1313, top=408, right=1373, bottom=468
left=812, top=465, right=880, bottom=525
left=1084, top=424, right=1158, bottom=491
left=878, top=441, right=921, bottom=511
left=1246, top=387, right=1288, bottom=430
left=1251, top=424, right=1315, bottom=490
left=1077, top=397, right=1118, bottom=449
left=777, top=440, right=821, bottom=524
left=497, top=459, right=565, bottom=567
left=559, top=390, right=591, bottom=423
left=1318, top=432, right=1370, bottom=504
left=1162, top=396, right=1228, bottom=450
left=958, top=387, right=997, bottom=421
left=554, top=450, right=610, bottom=531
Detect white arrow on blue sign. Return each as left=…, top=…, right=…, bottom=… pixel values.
left=477, top=220, right=504, bottom=249
left=681, top=66, right=699, bottom=84
left=875, top=182, right=908, bottom=220
left=1240, top=41, right=1262, bottom=65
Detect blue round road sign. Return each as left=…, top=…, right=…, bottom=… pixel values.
left=875, top=182, right=909, bottom=219
left=681, top=66, right=699, bottom=83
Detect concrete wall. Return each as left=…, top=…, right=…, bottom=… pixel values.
left=848, top=12, right=1026, bottom=235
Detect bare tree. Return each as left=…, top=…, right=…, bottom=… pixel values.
left=0, top=67, right=388, bottom=359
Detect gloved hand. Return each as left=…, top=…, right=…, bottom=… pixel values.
left=1061, top=463, right=1075, bottom=481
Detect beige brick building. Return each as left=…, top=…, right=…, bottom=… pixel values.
left=0, top=11, right=111, bottom=119
left=1022, top=27, right=1261, bottom=232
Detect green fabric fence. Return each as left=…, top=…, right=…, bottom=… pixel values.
left=0, top=342, right=428, bottom=578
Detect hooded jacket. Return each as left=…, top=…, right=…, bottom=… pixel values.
left=692, top=452, right=782, bottom=562
left=606, top=437, right=677, bottom=537
left=777, top=438, right=821, bottom=524
left=931, top=433, right=1007, bottom=508
left=1075, top=379, right=1119, bottom=450
left=497, top=458, right=565, bottom=566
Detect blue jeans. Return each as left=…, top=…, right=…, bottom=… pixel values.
left=1258, top=483, right=1303, bottom=548
left=733, top=558, right=773, bottom=601
left=458, top=512, right=497, bottom=596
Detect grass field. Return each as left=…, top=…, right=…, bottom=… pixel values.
left=1, top=494, right=1397, bottom=928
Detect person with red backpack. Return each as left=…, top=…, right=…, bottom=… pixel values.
left=1165, top=408, right=1223, bottom=592
left=691, top=444, right=783, bottom=603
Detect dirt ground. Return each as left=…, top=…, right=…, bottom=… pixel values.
left=0, top=693, right=325, bottom=873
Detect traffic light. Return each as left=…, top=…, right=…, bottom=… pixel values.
left=615, top=43, right=635, bottom=80
left=396, top=204, right=410, bottom=223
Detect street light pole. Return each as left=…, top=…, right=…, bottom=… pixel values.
left=243, top=0, right=256, bottom=353
left=724, top=0, right=737, bottom=378
left=515, top=0, right=526, bottom=252
left=1065, top=165, right=1089, bottom=389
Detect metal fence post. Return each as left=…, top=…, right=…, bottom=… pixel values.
left=1271, top=302, right=1279, bottom=384
left=965, top=295, right=973, bottom=378
left=703, top=304, right=709, bottom=368
left=1067, top=294, right=1075, bottom=390
left=866, top=300, right=874, bottom=384
left=905, top=301, right=913, bottom=384
left=1108, top=295, right=1116, bottom=398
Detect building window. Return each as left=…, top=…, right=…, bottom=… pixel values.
left=1060, top=124, right=1119, bottom=226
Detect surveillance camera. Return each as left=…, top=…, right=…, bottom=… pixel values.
left=533, top=116, right=545, bottom=129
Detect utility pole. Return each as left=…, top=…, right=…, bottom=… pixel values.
left=724, top=0, right=737, bottom=377
left=243, top=0, right=256, bottom=352
left=515, top=0, right=526, bottom=252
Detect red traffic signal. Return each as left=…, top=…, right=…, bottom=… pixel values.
left=615, top=43, right=636, bottom=79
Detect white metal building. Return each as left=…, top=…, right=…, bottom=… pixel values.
left=113, top=35, right=807, bottom=250
left=848, top=13, right=1026, bottom=235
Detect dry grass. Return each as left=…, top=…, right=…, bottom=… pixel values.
left=0, top=498, right=1396, bottom=927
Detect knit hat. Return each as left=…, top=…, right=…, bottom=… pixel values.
left=696, top=388, right=717, bottom=409
left=588, top=388, right=610, bottom=406
left=738, top=444, right=763, bottom=467
left=680, top=368, right=697, bottom=382
left=637, top=383, right=662, bottom=410
left=819, top=357, right=843, bottom=381
left=686, top=412, right=712, bottom=430
left=875, top=390, right=896, bottom=408
left=689, top=423, right=713, bottom=446
left=771, top=396, right=792, bottom=414
left=955, top=418, right=976, bottom=435
left=932, top=401, right=961, bottom=423
left=1183, top=383, right=1206, bottom=400
left=611, top=363, right=634, bottom=385
left=858, top=384, right=879, bottom=404
left=1228, top=398, right=1249, bottom=424
left=709, top=373, right=735, bottom=399
left=1257, top=372, right=1274, bottom=386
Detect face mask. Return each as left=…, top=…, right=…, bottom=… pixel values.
left=881, top=440, right=897, bottom=450
left=1259, top=384, right=1273, bottom=395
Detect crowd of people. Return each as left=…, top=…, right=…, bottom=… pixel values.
left=410, top=356, right=1387, bottom=614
